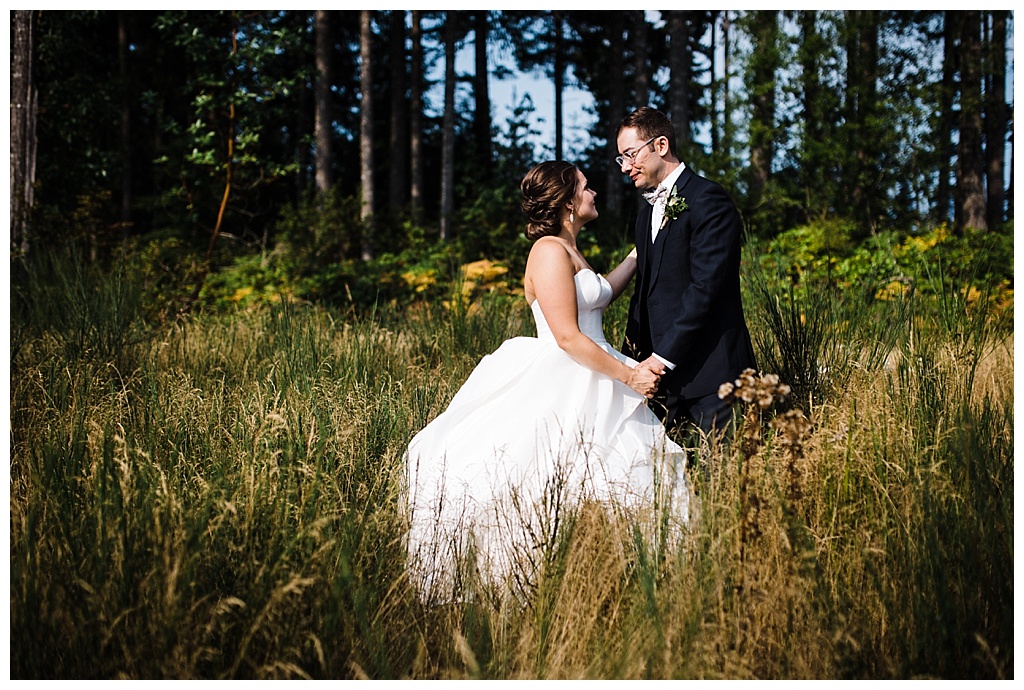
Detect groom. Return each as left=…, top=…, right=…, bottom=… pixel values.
left=617, top=106, right=756, bottom=442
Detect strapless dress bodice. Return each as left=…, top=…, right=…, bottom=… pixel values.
left=530, top=268, right=612, bottom=346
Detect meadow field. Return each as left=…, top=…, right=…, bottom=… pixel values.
left=9, top=249, right=1013, bottom=679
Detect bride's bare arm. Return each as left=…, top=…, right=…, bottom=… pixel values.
left=602, top=247, right=639, bottom=302
left=526, top=241, right=657, bottom=397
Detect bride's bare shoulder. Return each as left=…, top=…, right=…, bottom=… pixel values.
left=527, top=236, right=573, bottom=265
left=524, top=237, right=575, bottom=300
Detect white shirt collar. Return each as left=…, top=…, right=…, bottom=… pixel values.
left=657, top=162, right=686, bottom=193
left=649, top=162, right=686, bottom=242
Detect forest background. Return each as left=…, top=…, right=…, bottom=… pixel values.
left=9, top=9, right=1014, bottom=311
left=8, top=9, right=1017, bottom=680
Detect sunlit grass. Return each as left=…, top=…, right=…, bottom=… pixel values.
left=9, top=251, right=1013, bottom=679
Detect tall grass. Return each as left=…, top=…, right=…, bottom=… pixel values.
left=10, top=250, right=1013, bottom=678
left=744, top=248, right=915, bottom=411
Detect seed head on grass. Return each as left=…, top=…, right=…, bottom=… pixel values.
left=718, top=368, right=792, bottom=410
left=771, top=409, right=813, bottom=509
left=716, top=369, right=800, bottom=602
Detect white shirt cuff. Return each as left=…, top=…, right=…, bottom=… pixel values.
left=653, top=353, right=676, bottom=370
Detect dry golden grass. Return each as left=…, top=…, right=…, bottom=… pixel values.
left=10, top=283, right=1013, bottom=678
left=972, top=332, right=1014, bottom=406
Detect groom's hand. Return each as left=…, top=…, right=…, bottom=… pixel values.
left=626, top=365, right=660, bottom=398
left=637, top=355, right=667, bottom=378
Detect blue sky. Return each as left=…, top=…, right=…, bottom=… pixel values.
left=427, top=29, right=598, bottom=161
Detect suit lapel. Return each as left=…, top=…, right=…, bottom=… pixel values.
left=637, top=204, right=654, bottom=269
left=647, top=167, right=695, bottom=294
left=648, top=227, right=666, bottom=296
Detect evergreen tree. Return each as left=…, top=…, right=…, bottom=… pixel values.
left=388, top=10, right=409, bottom=216
left=410, top=10, right=426, bottom=223
left=315, top=10, right=333, bottom=195
left=984, top=10, right=1008, bottom=229
left=439, top=12, right=457, bottom=241
left=11, top=9, right=35, bottom=256
left=359, top=9, right=376, bottom=257
left=744, top=10, right=781, bottom=216
left=955, top=10, right=988, bottom=231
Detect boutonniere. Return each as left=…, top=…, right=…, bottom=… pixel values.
left=660, top=189, right=689, bottom=229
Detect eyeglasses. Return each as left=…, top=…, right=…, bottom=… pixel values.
left=615, top=137, right=658, bottom=167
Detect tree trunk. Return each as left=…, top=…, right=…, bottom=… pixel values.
left=474, top=11, right=492, bottom=178
left=844, top=10, right=879, bottom=227
left=389, top=10, right=408, bottom=214
left=723, top=12, right=732, bottom=160
left=984, top=10, right=1007, bottom=229
left=668, top=11, right=692, bottom=159
left=604, top=19, right=626, bottom=219
left=747, top=10, right=778, bottom=204
left=410, top=10, right=424, bottom=223
left=710, top=11, right=719, bottom=154
left=11, top=9, right=35, bottom=257
left=936, top=11, right=957, bottom=224
left=797, top=9, right=830, bottom=221
left=861, top=14, right=879, bottom=224
left=359, top=10, right=375, bottom=259
left=440, top=13, right=456, bottom=241
left=205, top=15, right=238, bottom=264
left=631, top=11, right=650, bottom=108
left=798, top=11, right=820, bottom=160
left=553, top=10, right=565, bottom=161
left=118, top=11, right=132, bottom=236
left=1007, top=132, right=1014, bottom=220
left=955, top=10, right=987, bottom=232
left=314, top=10, right=333, bottom=195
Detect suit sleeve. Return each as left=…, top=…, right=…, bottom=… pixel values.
left=654, top=183, right=741, bottom=365
left=623, top=206, right=653, bottom=360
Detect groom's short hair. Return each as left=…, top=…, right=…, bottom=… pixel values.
left=618, top=107, right=677, bottom=159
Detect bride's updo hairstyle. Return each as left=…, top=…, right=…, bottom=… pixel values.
left=520, top=160, right=578, bottom=241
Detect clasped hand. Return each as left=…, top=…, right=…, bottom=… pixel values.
left=627, top=356, right=667, bottom=398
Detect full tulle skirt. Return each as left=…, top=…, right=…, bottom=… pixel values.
left=405, top=335, right=689, bottom=599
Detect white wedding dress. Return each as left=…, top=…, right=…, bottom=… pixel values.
left=405, top=269, right=688, bottom=597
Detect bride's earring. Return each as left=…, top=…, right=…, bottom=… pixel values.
left=569, top=208, right=575, bottom=224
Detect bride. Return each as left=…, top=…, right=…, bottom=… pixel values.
left=405, top=161, right=688, bottom=599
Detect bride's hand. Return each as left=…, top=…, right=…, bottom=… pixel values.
left=626, top=365, right=660, bottom=398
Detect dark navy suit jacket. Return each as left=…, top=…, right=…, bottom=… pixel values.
left=624, top=166, right=757, bottom=404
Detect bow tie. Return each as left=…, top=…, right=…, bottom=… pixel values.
left=642, top=187, right=668, bottom=206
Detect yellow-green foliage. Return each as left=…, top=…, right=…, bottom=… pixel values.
left=752, top=222, right=1012, bottom=314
